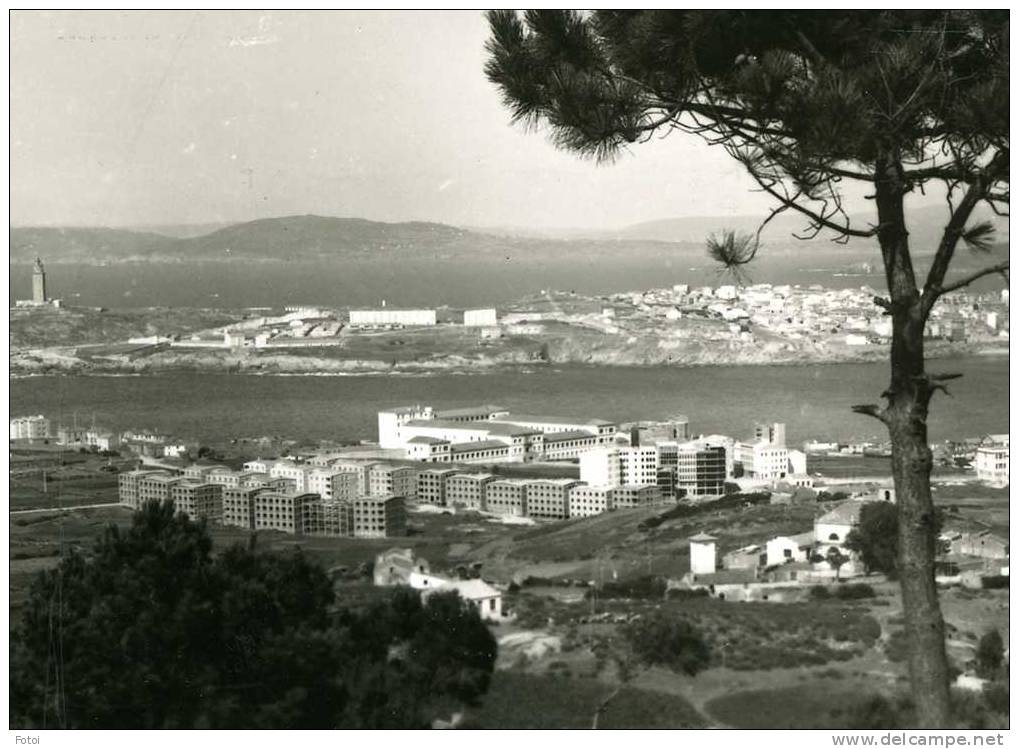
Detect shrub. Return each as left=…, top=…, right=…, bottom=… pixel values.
left=665, top=587, right=709, bottom=601
left=975, top=629, right=1005, bottom=678
left=983, top=683, right=1009, bottom=716
left=809, top=585, right=831, bottom=600
left=843, top=694, right=913, bottom=729
left=981, top=575, right=1009, bottom=590
left=834, top=583, right=876, bottom=600
left=624, top=613, right=710, bottom=675
left=587, top=576, right=666, bottom=600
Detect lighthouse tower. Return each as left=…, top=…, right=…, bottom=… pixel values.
left=32, top=258, right=47, bottom=304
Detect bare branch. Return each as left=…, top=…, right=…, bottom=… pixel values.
left=851, top=404, right=887, bottom=423
left=936, top=261, right=1010, bottom=297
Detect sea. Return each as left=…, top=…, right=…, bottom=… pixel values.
left=10, top=357, right=1008, bottom=449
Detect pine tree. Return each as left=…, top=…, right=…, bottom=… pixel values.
left=485, top=10, right=1008, bottom=727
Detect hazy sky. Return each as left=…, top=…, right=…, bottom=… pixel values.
left=13, top=10, right=870, bottom=230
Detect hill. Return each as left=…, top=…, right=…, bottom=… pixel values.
left=10, top=215, right=701, bottom=265
left=614, top=204, right=1009, bottom=253
left=9, top=226, right=174, bottom=264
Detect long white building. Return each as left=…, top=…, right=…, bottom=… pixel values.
left=349, top=309, right=436, bottom=327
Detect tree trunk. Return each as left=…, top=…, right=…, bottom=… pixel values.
left=875, top=158, right=952, bottom=728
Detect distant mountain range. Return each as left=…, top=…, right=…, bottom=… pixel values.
left=10, top=206, right=1007, bottom=265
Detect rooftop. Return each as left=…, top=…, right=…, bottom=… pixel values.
left=434, top=404, right=507, bottom=418
left=543, top=429, right=600, bottom=443
left=816, top=500, right=872, bottom=526
left=689, top=532, right=717, bottom=543
left=491, top=413, right=614, bottom=427
left=449, top=472, right=497, bottom=481
left=449, top=439, right=510, bottom=454
left=404, top=418, right=539, bottom=436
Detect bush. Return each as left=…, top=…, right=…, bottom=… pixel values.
left=809, top=585, right=831, bottom=600
left=665, top=587, right=709, bottom=601
left=624, top=613, right=710, bottom=675
left=843, top=694, right=914, bottom=729
left=983, top=683, right=1009, bottom=716
left=981, top=575, right=1009, bottom=590
left=834, top=583, right=876, bottom=600
left=588, top=576, right=667, bottom=600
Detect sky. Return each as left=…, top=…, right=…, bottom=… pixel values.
left=13, top=11, right=873, bottom=231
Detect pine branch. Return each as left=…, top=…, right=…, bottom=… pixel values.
left=936, top=261, right=1010, bottom=296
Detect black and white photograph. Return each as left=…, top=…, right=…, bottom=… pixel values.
left=7, top=9, right=1010, bottom=735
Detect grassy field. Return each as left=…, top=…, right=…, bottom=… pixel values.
left=9, top=451, right=137, bottom=510
left=466, top=671, right=706, bottom=729
left=704, top=683, right=890, bottom=729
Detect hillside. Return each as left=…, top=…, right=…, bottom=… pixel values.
left=9, top=226, right=174, bottom=264
left=10, top=215, right=700, bottom=265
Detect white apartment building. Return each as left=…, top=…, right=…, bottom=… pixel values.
left=10, top=415, right=50, bottom=440
left=975, top=445, right=1009, bottom=487
left=580, top=448, right=622, bottom=486
left=378, top=405, right=434, bottom=449
left=737, top=441, right=791, bottom=481
left=488, top=413, right=617, bottom=443
left=619, top=445, right=660, bottom=486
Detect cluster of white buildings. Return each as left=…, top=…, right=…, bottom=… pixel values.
left=683, top=492, right=897, bottom=599
left=374, top=548, right=505, bottom=621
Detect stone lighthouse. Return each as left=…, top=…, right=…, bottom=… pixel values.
left=32, top=258, right=47, bottom=304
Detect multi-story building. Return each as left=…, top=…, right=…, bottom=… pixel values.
left=487, top=413, right=618, bottom=444
left=306, top=468, right=360, bottom=501
left=329, top=460, right=372, bottom=494
left=170, top=480, right=223, bottom=521
left=754, top=422, right=787, bottom=447
left=10, top=415, right=50, bottom=440
left=352, top=495, right=406, bottom=538
left=119, top=469, right=169, bottom=509
left=368, top=463, right=418, bottom=500
left=610, top=484, right=662, bottom=509
left=525, top=479, right=581, bottom=520
left=619, top=445, right=659, bottom=486
left=975, top=445, right=1009, bottom=487
left=736, top=441, right=791, bottom=481
left=629, top=418, right=690, bottom=444
left=568, top=484, right=613, bottom=518
left=399, top=419, right=543, bottom=462
left=222, top=486, right=261, bottom=529
left=542, top=431, right=602, bottom=460
left=453, top=439, right=517, bottom=463
left=253, top=490, right=315, bottom=534
left=674, top=442, right=727, bottom=498
left=434, top=404, right=508, bottom=422
left=416, top=468, right=458, bottom=506
left=406, top=436, right=453, bottom=462
left=183, top=464, right=224, bottom=481
left=137, top=472, right=183, bottom=507
left=445, top=473, right=496, bottom=510
left=580, top=448, right=622, bottom=486
left=269, top=459, right=310, bottom=492
left=302, top=498, right=354, bottom=537
left=484, top=479, right=529, bottom=517
left=378, top=405, right=435, bottom=449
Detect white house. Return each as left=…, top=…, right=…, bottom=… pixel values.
left=420, top=578, right=505, bottom=621
left=766, top=531, right=815, bottom=567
